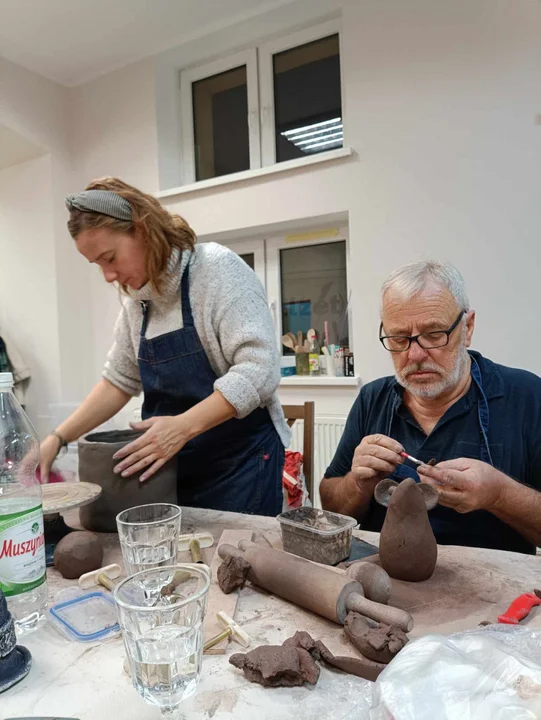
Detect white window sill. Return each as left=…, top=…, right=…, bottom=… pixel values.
left=280, top=375, right=360, bottom=387
left=156, top=147, right=354, bottom=199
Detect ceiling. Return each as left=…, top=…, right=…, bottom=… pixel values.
left=0, top=0, right=296, bottom=86
left=0, top=125, right=45, bottom=171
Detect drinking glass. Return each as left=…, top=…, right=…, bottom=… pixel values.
left=114, top=564, right=210, bottom=718
left=116, top=503, right=181, bottom=576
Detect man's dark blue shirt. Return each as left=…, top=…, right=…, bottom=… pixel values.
left=325, top=351, right=541, bottom=554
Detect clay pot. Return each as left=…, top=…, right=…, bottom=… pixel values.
left=78, top=430, right=178, bottom=532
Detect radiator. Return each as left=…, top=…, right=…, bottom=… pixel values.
left=288, top=416, right=347, bottom=508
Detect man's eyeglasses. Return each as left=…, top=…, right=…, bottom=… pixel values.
left=379, top=311, right=466, bottom=353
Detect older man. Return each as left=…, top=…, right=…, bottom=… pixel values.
left=320, top=261, right=541, bottom=554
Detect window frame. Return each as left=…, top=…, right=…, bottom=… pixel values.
left=265, top=226, right=351, bottom=354
left=258, top=19, right=344, bottom=167
left=179, top=49, right=261, bottom=185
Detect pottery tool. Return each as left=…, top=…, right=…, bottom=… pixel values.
left=203, top=529, right=253, bottom=654
left=281, top=334, right=296, bottom=351
left=399, top=451, right=423, bottom=466
left=400, top=452, right=438, bottom=467
left=178, top=532, right=214, bottom=565
left=78, top=563, right=122, bottom=592
left=203, top=611, right=251, bottom=653
left=498, top=590, right=541, bottom=624
left=219, top=541, right=413, bottom=633
left=42, top=481, right=103, bottom=567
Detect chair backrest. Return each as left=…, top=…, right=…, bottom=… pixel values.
left=281, top=401, right=315, bottom=503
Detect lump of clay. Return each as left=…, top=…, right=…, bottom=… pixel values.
left=54, top=531, right=103, bottom=579
left=284, top=630, right=387, bottom=682
left=231, top=630, right=387, bottom=687
left=344, top=612, right=408, bottom=664
left=376, top=478, right=438, bottom=582
left=229, top=645, right=320, bottom=687
left=217, top=555, right=251, bottom=594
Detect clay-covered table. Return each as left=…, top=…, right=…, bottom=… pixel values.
left=4, top=507, right=540, bottom=720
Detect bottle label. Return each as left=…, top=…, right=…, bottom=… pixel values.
left=0, top=505, right=46, bottom=597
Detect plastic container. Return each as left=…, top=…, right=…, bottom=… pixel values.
left=277, top=506, right=357, bottom=565
left=0, top=372, right=47, bottom=632
left=49, top=591, right=120, bottom=643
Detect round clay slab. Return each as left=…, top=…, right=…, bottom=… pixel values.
left=42, top=482, right=102, bottom=516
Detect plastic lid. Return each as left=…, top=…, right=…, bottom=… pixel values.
left=49, top=591, right=120, bottom=643
left=0, top=372, right=14, bottom=388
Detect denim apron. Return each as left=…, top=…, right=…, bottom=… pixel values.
left=384, top=355, right=495, bottom=543
left=137, top=261, right=284, bottom=516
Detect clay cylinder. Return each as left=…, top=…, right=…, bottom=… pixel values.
left=78, top=430, right=178, bottom=532
left=230, top=543, right=364, bottom=624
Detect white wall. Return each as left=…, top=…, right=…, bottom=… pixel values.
left=0, top=57, right=93, bottom=433
left=0, top=156, right=61, bottom=437
left=4, top=0, right=541, bottom=433
left=158, top=0, right=541, bottom=403
left=71, top=58, right=160, bottom=387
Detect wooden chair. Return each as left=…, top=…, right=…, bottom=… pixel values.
left=282, top=402, right=315, bottom=503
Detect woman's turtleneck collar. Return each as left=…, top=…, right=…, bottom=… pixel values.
left=128, top=247, right=191, bottom=302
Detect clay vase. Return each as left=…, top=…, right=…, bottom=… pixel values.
left=375, top=478, right=438, bottom=582
left=78, top=430, right=178, bottom=533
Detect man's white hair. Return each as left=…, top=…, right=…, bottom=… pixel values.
left=381, top=260, right=470, bottom=312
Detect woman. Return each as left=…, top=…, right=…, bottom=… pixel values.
left=40, top=177, right=289, bottom=516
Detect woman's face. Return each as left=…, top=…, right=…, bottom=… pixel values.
left=76, top=227, right=148, bottom=289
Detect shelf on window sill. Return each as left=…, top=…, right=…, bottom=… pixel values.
left=280, top=375, right=360, bottom=387
left=156, top=147, right=354, bottom=199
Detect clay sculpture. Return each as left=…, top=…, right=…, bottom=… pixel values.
left=78, top=429, right=178, bottom=532
left=344, top=612, right=408, bottom=663
left=375, top=478, right=438, bottom=582
left=53, top=531, right=103, bottom=579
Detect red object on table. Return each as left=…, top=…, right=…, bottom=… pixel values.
left=282, top=451, right=304, bottom=507
left=498, top=591, right=541, bottom=624
left=36, top=468, right=65, bottom=484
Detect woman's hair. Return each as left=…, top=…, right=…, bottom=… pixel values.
left=67, top=177, right=196, bottom=293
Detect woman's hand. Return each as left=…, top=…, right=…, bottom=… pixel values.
left=113, top=416, right=189, bottom=482
left=39, top=435, right=62, bottom=483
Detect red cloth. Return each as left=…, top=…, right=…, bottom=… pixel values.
left=36, top=468, right=64, bottom=484
left=282, top=450, right=304, bottom=507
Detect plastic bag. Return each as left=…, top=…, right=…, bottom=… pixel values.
left=282, top=450, right=311, bottom=510
left=369, top=625, right=541, bottom=720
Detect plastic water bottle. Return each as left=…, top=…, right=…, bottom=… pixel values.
left=0, top=372, right=47, bottom=631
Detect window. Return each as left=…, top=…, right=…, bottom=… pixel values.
left=180, top=20, right=342, bottom=185
left=180, top=50, right=261, bottom=185
left=266, top=33, right=342, bottom=164
left=218, top=227, right=350, bottom=355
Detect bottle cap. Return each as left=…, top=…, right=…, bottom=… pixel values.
left=0, top=373, right=14, bottom=388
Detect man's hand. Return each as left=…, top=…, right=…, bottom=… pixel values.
left=113, top=416, right=189, bottom=482
left=351, top=434, right=404, bottom=490
left=418, top=458, right=507, bottom=513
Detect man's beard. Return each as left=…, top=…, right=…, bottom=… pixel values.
left=395, top=346, right=470, bottom=399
